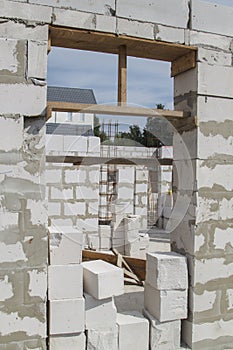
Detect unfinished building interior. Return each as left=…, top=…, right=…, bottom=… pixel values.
left=1, top=0, right=233, bottom=349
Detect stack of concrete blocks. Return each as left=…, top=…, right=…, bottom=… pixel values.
left=48, top=225, right=85, bottom=349
left=171, top=2, right=233, bottom=347
left=0, top=4, right=49, bottom=348
left=99, top=224, right=112, bottom=251
left=82, top=260, right=124, bottom=350
left=113, top=215, right=149, bottom=258
left=134, top=167, right=149, bottom=230
left=116, top=311, right=149, bottom=350
left=117, top=166, right=135, bottom=217
left=46, top=135, right=100, bottom=249
left=147, top=167, right=160, bottom=227
left=156, top=146, right=173, bottom=230
left=144, top=252, right=188, bottom=349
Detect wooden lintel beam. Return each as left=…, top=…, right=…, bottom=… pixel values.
left=46, top=155, right=173, bottom=167
left=46, top=102, right=190, bottom=119
left=171, top=51, right=196, bottom=77
left=118, top=45, right=127, bottom=103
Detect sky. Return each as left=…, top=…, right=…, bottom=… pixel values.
left=47, top=0, right=233, bottom=128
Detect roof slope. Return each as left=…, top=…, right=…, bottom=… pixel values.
left=47, top=86, right=97, bottom=104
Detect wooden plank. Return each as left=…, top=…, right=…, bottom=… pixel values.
left=47, top=102, right=189, bottom=119
left=82, top=250, right=146, bottom=281
left=46, top=155, right=173, bottom=167
left=118, top=45, right=127, bottom=103
left=171, top=51, right=197, bottom=77
left=50, top=26, right=197, bottom=63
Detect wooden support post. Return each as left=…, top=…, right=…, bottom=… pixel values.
left=118, top=45, right=127, bottom=104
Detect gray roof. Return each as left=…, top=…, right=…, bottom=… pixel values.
left=47, top=86, right=97, bottom=104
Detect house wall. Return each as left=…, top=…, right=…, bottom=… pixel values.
left=1, top=0, right=233, bottom=349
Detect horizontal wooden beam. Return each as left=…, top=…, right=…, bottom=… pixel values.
left=50, top=26, right=197, bottom=63
left=46, top=155, right=173, bottom=167
left=171, top=51, right=197, bottom=77
left=47, top=102, right=189, bottom=120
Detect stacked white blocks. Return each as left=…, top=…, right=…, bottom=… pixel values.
left=144, top=252, right=188, bottom=349
left=82, top=260, right=124, bottom=350
left=116, top=311, right=149, bottom=350
left=48, top=226, right=85, bottom=349
left=113, top=215, right=149, bottom=257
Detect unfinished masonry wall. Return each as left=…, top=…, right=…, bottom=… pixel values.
left=1, top=0, right=233, bottom=349
left=0, top=4, right=49, bottom=347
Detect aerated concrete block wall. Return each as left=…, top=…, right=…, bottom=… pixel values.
left=0, top=3, right=49, bottom=347
left=1, top=0, right=233, bottom=349
left=46, top=164, right=100, bottom=246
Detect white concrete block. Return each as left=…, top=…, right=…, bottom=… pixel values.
left=0, top=116, right=23, bottom=152
left=135, top=168, right=148, bottom=182
left=144, top=283, right=187, bottom=322
left=65, top=168, right=87, bottom=183
left=99, top=225, right=111, bottom=237
left=118, top=167, right=134, bottom=184
left=135, top=183, right=147, bottom=193
left=87, top=327, right=118, bottom=350
left=50, top=333, right=86, bottom=350
left=117, top=18, right=154, bottom=40
left=0, top=21, right=48, bottom=40
left=0, top=0, right=52, bottom=23
left=198, top=63, right=233, bottom=99
left=76, top=186, right=99, bottom=200
left=49, top=226, right=83, bottom=265
left=159, top=146, right=173, bottom=159
left=46, top=134, right=64, bottom=152
left=45, top=169, right=62, bottom=184
left=96, top=14, right=116, bottom=33
left=88, top=136, right=100, bottom=154
left=64, top=202, right=86, bottom=216
left=53, top=8, right=95, bottom=30
left=191, top=0, right=233, bottom=37
left=197, top=47, right=232, bottom=67
left=155, top=24, right=185, bottom=44
left=116, top=0, right=189, bottom=28
left=146, top=252, right=188, bottom=290
left=0, top=38, right=25, bottom=80
left=48, top=264, right=83, bottom=300
left=118, top=186, right=134, bottom=200
left=50, top=187, right=73, bottom=200
left=48, top=202, right=61, bottom=216
left=30, top=0, right=115, bottom=15
left=76, top=217, right=98, bottom=233
left=143, top=308, right=181, bottom=350
left=27, top=40, right=47, bottom=79
left=99, top=237, right=112, bottom=251
left=50, top=298, right=85, bottom=335
left=82, top=260, right=124, bottom=299
left=187, top=30, right=232, bottom=52
left=0, top=84, right=46, bottom=115
left=0, top=275, right=13, bottom=302
left=86, top=233, right=99, bottom=250
left=85, top=293, right=117, bottom=330
left=117, top=311, right=149, bottom=350
left=64, top=135, right=87, bottom=153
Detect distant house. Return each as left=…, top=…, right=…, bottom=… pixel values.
left=46, top=86, right=97, bottom=136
